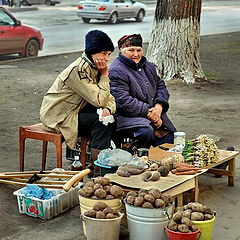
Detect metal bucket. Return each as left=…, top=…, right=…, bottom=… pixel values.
left=79, top=195, right=123, bottom=235
left=125, top=201, right=174, bottom=240
left=81, top=212, right=123, bottom=240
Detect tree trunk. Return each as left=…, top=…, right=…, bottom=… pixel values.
left=146, top=0, right=205, bottom=84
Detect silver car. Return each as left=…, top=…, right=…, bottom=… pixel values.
left=20, top=0, right=61, bottom=6
left=77, top=0, right=147, bottom=24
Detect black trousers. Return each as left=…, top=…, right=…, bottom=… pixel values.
left=78, top=112, right=112, bottom=150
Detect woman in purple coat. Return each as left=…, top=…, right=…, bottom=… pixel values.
left=109, top=34, right=176, bottom=148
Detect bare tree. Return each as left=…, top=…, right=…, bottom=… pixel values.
left=146, top=0, right=205, bottom=83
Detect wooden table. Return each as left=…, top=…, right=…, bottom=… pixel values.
left=107, top=147, right=239, bottom=206
left=107, top=169, right=207, bottom=207
left=204, top=149, right=239, bottom=186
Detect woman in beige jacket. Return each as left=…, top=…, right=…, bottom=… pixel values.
left=40, top=30, right=116, bottom=171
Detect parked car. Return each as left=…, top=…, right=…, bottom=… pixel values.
left=0, top=6, right=44, bottom=57
left=20, top=0, right=61, bottom=6
left=77, top=0, right=147, bottom=24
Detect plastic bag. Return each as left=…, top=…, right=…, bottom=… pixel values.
left=97, top=148, right=132, bottom=167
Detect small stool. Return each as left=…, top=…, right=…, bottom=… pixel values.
left=19, top=123, right=87, bottom=171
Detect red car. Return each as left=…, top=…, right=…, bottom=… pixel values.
left=0, top=6, right=44, bottom=57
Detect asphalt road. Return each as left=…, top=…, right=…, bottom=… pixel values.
left=3, top=0, right=240, bottom=57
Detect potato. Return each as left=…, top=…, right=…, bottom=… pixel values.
left=158, top=166, right=169, bottom=177
left=187, top=202, right=195, bottom=209
left=106, top=195, right=114, bottom=199
left=178, top=224, right=189, bottom=233
left=103, top=207, right=114, bottom=215
left=155, top=199, right=165, bottom=208
left=144, top=194, right=155, bottom=204
left=96, top=211, right=106, bottom=219
left=191, top=212, right=204, bottom=221
left=149, top=172, right=160, bottom=181
left=95, top=189, right=107, bottom=199
left=93, top=183, right=103, bottom=191
left=127, top=167, right=144, bottom=175
left=91, top=196, right=98, bottom=199
left=168, top=220, right=178, bottom=231
left=93, top=202, right=108, bottom=211
left=138, top=192, right=147, bottom=197
left=101, top=177, right=111, bottom=186
left=84, top=209, right=96, bottom=218
left=141, top=171, right=152, bottom=182
left=149, top=189, right=161, bottom=199
left=106, top=213, right=114, bottom=219
left=149, top=163, right=159, bottom=171
left=110, top=185, right=123, bottom=198
left=191, top=225, right=199, bottom=232
left=175, top=207, right=183, bottom=212
left=164, top=194, right=174, bottom=204
left=127, top=164, right=145, bottom=170
left=103, top=185, right=111, bottom=194
left=94, top=177, right=105, bottom=185
left=203, top=206, right=214, bottom=215
left=118, top=164, right=144, bottom=174
left=126, top=195, right=136, bottom=205
left=183, top=209, right=192, bottom=219
left=134, top=196, right=144, bottom=207
left=191, top=202, right=204, bottom=212
left=126, top=191, right=138, bottom=198
left=160, top=196, right=170, bottom=206
left=181, top=217, right=192, bottom=227
left=84, top=181, right=94, bottom=188
left=172, top=211, right=182, bottom=222
left=79, top=187, right=94, bottom=197
left=142, top=202, right=154, bottom=208
left=139, top=189, right=148, bottom=194
left=116, top=169, right=131, bottom=177
left=204, top=214, right=213, bottom=220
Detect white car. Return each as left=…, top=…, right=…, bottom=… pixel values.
left=77, top=0, right=147, bottom=24
left=20, top=0, right=61, bottom=6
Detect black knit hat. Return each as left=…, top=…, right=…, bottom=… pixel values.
left=85, top=30, right=114, bottom=55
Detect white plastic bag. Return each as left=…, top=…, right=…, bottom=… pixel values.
left=97, top=149, right=132, bottom=166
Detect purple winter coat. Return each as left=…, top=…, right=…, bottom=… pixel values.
left=109, top=54, right=176, bottom=132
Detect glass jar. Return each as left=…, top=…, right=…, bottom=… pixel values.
left=174, top=132, right=186, bottom=148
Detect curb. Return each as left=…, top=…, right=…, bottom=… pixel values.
left=5, top=6, right=38, bottom=12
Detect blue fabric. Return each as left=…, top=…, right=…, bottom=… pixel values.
left=109, top=54, right=176, bottom=133
left=132, top=126, right=174, bottom=148
left=21, top=184, right=53, bottom=200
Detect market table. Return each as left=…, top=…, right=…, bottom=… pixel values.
left=107, top=146, right=239, bottom=206
left=203, top=149, right=239, bottom=186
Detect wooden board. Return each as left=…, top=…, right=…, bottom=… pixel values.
left=148, top=146, right=181, bottom=161
left=107, top=169, right=208, bottom=192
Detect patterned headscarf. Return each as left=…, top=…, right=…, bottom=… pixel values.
left=118, top=34, right=143, bottom=49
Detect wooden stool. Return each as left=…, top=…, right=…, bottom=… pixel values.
left=19, top=123, right=87, bottom=171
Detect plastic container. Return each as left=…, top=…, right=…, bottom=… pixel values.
left=192, top=216, right=215, bottom=240
left=13, top=183, right=82, bottom=219
left=174, top=132, right=186, bottom=148
left=81, top=212, right=123, bottom=240
left=165, top=226, right=200, bottom=240
left=125, top=201, right=174, bottom=240
left=79, top=195, right=123, bottom=235
left=94, top=160, right=118, bottom=176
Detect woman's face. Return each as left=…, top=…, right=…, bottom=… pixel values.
left=120, top=46, right=143, bottom=64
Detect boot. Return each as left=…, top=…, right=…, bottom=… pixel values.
left=88, top=148, right=101, bottom=178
